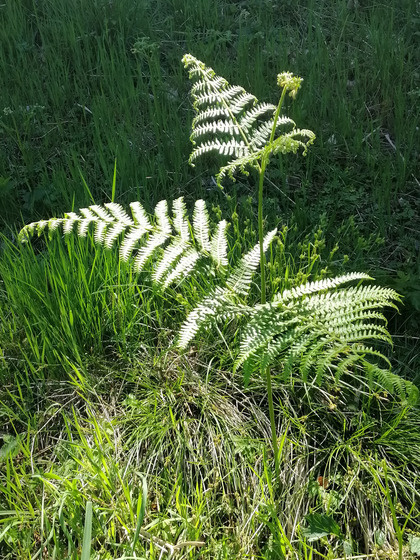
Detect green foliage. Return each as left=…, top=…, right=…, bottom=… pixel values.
left=17, top=54, right=416, bottom=406
left=301, top=512, right=343, bottom=542
left=3, top=17, right=420, bottom=557
left=183, top=54, right=315, bottom=185
left=18, top=191, right=413, bottom=400
left=19, top=197, right=228, bottom=289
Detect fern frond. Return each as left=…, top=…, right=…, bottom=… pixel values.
left=367, top=364, right=419, bottom=404
left=19, top=197, right=230, bottom=291
left=191, top=76, right=228, bottom=95
left=172, top=197, right=190, bottom=242
left=226, top=229, right=277, bottom=296
left=63, top=213, right=79, bottom=235
left=183, top=54, right=315, bottom=186
left=229, top=275, right=404, bottom=396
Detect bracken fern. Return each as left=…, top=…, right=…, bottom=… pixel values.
left=178, top=270, right=416, bottom=402
left=18, top=55, right=417, bottom=413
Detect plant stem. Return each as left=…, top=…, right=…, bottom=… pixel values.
left=257, top=86, right=288, bottom=483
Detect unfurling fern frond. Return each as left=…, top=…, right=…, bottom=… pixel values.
left=182, top=54, right=315, bottom=185
left=18, top=198, right=228, bottom=289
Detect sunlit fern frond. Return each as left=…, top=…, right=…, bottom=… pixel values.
left=19, top=197, right=228, bottom=290
left=182, top=53, right=315, bottom=185
left=177, top=230, right=278, bottom=349
left=232, top=275, right=415, bottom=400
left=178, top=267, right=414, bottom=401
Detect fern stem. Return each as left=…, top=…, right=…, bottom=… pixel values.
left=265, top=364, right=280, bottom=481
left=258, top=158, right=280, bottom=480
left=258, top=85, right=287, bottom=305
left=257, top=86, right=288, bottom=484
left=258, top=163, right=267, bottom=305
left=269, top=86, right=288, bottom=147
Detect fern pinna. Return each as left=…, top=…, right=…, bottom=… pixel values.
left=182, top=54, right=315, bottom=185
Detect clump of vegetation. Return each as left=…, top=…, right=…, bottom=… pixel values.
left=1, top=2, right=419, bottom=559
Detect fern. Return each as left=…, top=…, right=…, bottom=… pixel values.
left=178, top=271, right=417, bottom=402
left=17, top=54, right=417, bottom=415
left=19, top=197, right=229, bottom=289
left=182, top=54, right=315, bottom=185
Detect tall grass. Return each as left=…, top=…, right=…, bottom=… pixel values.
left=1, top=0, right=419, bottom=558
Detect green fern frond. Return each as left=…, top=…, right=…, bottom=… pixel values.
left=366, top=364, right=419, bottom=404
left=231, top=276, right=401, bottom=393
left=19, top=197, right=228, bottom=289
left=183, top=54, right=315, bottom=185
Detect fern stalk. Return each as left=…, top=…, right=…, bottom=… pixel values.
left=257, top=78, right=300, bottom=482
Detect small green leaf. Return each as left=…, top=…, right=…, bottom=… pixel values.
left=0, top=435, right=20, bottom=462
left=343, top=539, right=353, bottom=556
left=375, top=529, right=385, bottom=547
left=301, top=513, right=343, bottom=542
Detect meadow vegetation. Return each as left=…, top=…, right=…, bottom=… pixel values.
left=0, top=1, right=419, bottom=559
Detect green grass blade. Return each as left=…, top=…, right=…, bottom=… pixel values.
left=81, top=500, right=93, bottom=560
left=131, top=476, right=147, bottom=554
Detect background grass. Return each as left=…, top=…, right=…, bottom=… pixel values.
left=0, top=0, right=419, bottom=558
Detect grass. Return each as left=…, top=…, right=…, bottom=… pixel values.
left=1, top=0, right=419, bottom=558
